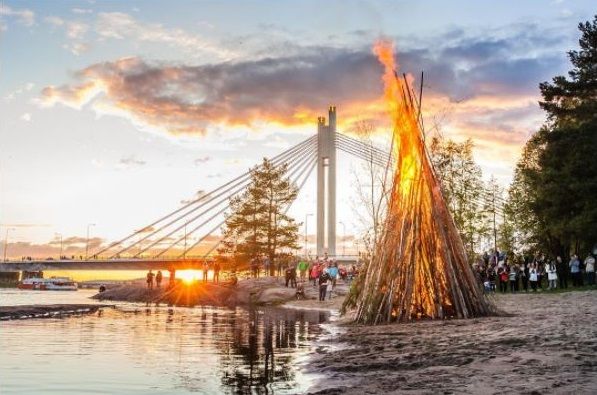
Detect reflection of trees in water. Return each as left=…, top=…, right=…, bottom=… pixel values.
left=218, top=307, right=329, bottom=394
left=118, top=306, right=328, bottom=393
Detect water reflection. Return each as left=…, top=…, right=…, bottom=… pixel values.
left=0, top=301, right=328, bottom=394
left=219, top=307, right=328, bottom=394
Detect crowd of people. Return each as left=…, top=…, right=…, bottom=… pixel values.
left=248, top=253, right=359, bottom=301
left=473, top=250, right=596, bottom=293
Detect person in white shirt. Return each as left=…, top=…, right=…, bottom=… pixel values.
left=584, top=254, right=595, bottom=286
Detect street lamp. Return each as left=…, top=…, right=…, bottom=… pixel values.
left=3, top=227, right=16, bottom=262
left=55, top=233, right=63, bottom=260
left=183, top=224, right=188, bottom=260
left=304, top=213, right=313, bottom=257
left=85, top=223, right=96, bottom=259
left=339, top=221, right=346, bottom=257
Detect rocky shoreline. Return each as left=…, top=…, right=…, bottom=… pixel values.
left=92, top=277, right=349, bottom=310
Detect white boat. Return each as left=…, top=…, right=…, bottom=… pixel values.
left=18, top=277, right=78, bottom=291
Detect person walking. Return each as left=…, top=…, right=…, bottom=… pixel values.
left=569, top=255, right=581, bottom=287
left=146, top=270, right=155, bottom=290
left=155, top=270, right=163, bottom=289
left=584, top=254, right=595, bottom=286
left=546, top=260, right=558, bottom=290
left=529, top=264, right=538, bottom=292
left=556, top=256, right=568, bottom=289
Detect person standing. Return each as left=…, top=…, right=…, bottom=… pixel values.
left=202, top=261, right=209, bottom=282
left=318, top=270, right=330, bottom=302
left=508, top=267, right=517, bottom=293
left=556, top=256, right=568, bottom=289
left=146, top=270, right=155, bottom=290
left=546, top=260, right=558, bottom=290
left=569, top=255, right=581, bottom=287
left=584, top=254, right=595, bottom=286
left=250, top=257, right=259, bottom=278
left=520, top=263, right=528, bottom=292
left=168, top=268, right=176, bottom=288
left=290, top=264, right=297, bottom=288
left=529, top=264, right=538, bottom=292
left=297, top=259, right=309, bottom=282
left=213, top=261, right=221, bottom=283
left=155, top=270, right=163, bottom=289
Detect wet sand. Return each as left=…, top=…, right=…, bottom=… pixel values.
left=307, top=290, right=597, bottom=394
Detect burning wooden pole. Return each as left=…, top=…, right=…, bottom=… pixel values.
left=345, top=41, right=496, bottom=324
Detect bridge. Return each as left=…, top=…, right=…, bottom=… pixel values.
left=1, top=106, right=392, bottom=272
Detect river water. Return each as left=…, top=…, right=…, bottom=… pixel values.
left=0, top=289, right=330, bottom=394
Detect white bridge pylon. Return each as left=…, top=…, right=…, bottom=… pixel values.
left=317, top=106, right=337, bottom=256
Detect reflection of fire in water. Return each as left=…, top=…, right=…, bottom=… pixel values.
left=346, top=40, right=496, bottom=323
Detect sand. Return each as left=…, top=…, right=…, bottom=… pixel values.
left=307, top=290, right=597, bottom=394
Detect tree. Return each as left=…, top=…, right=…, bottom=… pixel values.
left=429, top=136, right=491, bottom=259
left=220, top=159, right=300, bottom=274
left=349, top=121, right=393, bottom=257
left=507, top=15, right=597, bottom=257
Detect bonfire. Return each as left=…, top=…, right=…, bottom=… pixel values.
left=345, top=41, right=496, bottom=324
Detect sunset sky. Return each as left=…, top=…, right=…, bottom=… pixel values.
left=1, top=0, right=595, bottom=258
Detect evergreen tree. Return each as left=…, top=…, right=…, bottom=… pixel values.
left=508, top=15, right=597, bottom=256
left=220, top=159, right=300, bottom=274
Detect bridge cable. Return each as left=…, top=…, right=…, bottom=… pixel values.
left=94, top=135, right=317, bottom=257
left=194, top=153, right=319, bottom=261
left=176, top=149, right=318, bottom=259
left=104, top=137, right=317, bottom=258
left=152, top=143, right=318, bottom=258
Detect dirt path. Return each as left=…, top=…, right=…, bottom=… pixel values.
left=307, top=290, right=597, bottom=394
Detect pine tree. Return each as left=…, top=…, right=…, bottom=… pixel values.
left=220, top=159, right=300, bottom=274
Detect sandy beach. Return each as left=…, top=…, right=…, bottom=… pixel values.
left=307, top=290, right=597, bottom=394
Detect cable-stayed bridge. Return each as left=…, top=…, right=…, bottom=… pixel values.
left=1, top=107, right=393, bottom=271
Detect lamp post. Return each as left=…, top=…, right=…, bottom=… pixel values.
left=183, top=224, right=188, bottom=260
left=339, top=221, right=346, bottom=257
left=85, top=223, right=96, bottom=259
left=55, top=233, right=63, bottom=259
left=3, top=227, right=15, bottom=262
left=304, top=213, right=313, bottom=257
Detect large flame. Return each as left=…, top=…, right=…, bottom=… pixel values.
left=349, top=40, right=494, bottom=323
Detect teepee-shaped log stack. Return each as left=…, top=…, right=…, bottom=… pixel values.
left=348, top=41, right=496, bottom=324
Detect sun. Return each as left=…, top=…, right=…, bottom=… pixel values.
left=176, top=269, right=202, bottom=284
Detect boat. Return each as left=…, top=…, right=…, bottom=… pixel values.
left=18, top=276, right=78, bottom=291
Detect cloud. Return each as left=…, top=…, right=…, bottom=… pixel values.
left=0, top=4, right=35, bottom=27
left=194, top=156, right=211, bottom=166
left=45, top=16, right=90, bottom=55
left=95, top=12, right=232, bottom=59
left=117, top=155, right=146, bottom=169
left=180, top=190, right=210, bottom=204
left=3, top=82, right=35, bottom=102
left=72, top=8, right=93, bottom=15
left=63, top=42, right=90, bottom=56
left=40, top=22, right=569, bottom=181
